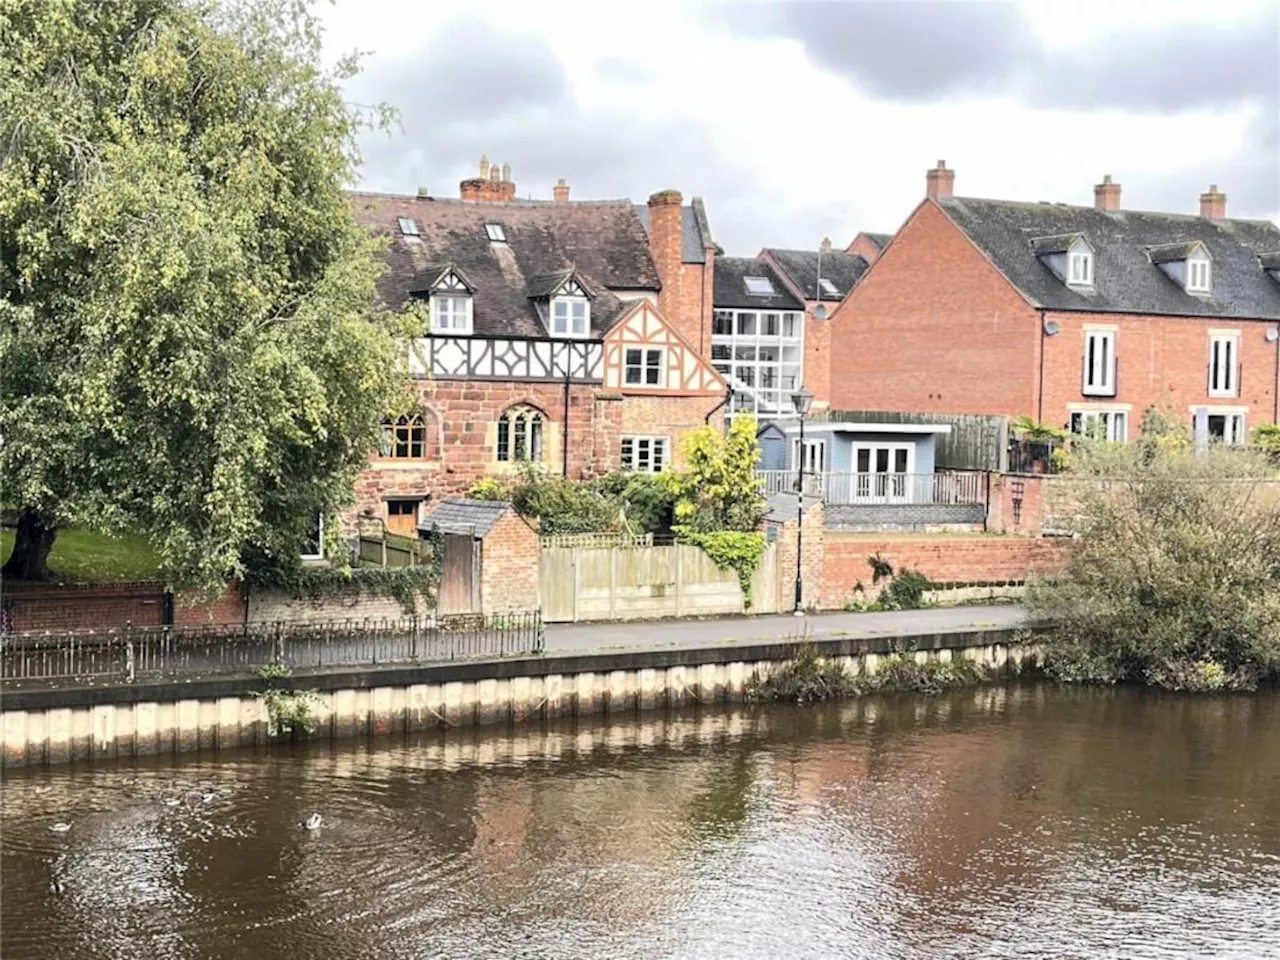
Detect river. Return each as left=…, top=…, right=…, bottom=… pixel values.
left=2, top=684, right=1278, bottom=959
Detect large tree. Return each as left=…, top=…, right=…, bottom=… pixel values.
left=0, top=0, right=412, bottom=588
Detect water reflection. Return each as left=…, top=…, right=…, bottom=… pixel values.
left=3, top=685, right=1278, bottom=959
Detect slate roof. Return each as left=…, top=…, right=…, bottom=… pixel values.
left=634, top=198, right=713, bottom=264
left=938, top=196, right=1280, bottom=321
left=764, top=248, right=870, bottom=301
left=862, top=232, right=893, bottom=251
left=713, top=257, right=805, bottom=311
left=352, top=192, right=661, bottom=338
left=421, top=497, right=511, bottom=538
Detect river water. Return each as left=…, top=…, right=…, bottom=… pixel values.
left=3, top=684, right=1278, bottom=959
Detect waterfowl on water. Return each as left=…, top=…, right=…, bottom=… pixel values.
left=48, top=823, right=71, bottom=833
left=304, top=813, right=323, bottom=831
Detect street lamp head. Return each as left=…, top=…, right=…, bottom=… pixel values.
left=791, top=385, right=815, bottom=417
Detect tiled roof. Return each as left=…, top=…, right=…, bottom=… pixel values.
left=862, top=232, right=893, bottom=250
left=764, top=248, right=870, bottom=301
left=634, top=200, right=712, bottom=264
left=421, top=497, right=511, bottom=538
left=938, top=196, right=1280, bottom=321
left=352, top=192, right=660, bottom=339
left=713, top=257, right=805, bottom=311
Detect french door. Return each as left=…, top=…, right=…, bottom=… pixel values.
left=852, top=444, right=914, bottom=502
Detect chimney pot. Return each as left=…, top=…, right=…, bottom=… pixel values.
left=553, top=178, right=570, bottom=203
left=417, top=186, right=430, bottom=198
left=1199, top=184, right=1227, bottom=219
left=479, top=155, right=490, bottom=180
left=1094, top=174, right=1122, bottom=211
left=820, top=237, right=832, bottom=253
left=501, top=163, right=511, bottom=183
left=925, top=159, right=955, bottom=200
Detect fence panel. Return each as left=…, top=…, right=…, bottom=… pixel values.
left=0, top=612, right=544, bottom=687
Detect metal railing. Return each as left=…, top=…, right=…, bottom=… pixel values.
left=0, top=612, right=544, bottom=686
left=757, top=470, right=986, bottom=505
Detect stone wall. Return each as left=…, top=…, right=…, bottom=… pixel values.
left=825, top=502, right=986, bottom=532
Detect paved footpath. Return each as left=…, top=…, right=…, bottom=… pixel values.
left=544, top=605, right=1028, bottom=654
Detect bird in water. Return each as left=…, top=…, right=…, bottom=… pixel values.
left=303, top=813, right=323, bottom=831
left=49, top=879, right=65, bottom=894
left=48, top=823, right=71, bottom=833
left=201, top=793, right=216, bottom=804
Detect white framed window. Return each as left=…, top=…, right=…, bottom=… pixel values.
left=397, top=217, right=419, bottom=237
left=497, top=406, right=544, bottom=462
left=621, top=436, right=669, bottom=473
left=744, top=275, right=775, bottom=296
left=1083, top=329, right=1116, bottom=396
left=1187, top=258, right=1212, bottom=293
left=1208, top=333, right=1239, bottom=397
left=791, top=438, right=826, bottom=474
left=1070, top=409, right=1128, bottom=442
left=1068, top=250, right=1093, bottom=286
left=484, top=223, right=506, bottom=242
left=301, top=513, right=324, bottom=559
left=711, top=308, right=805, bottom=418
left=1192, top=408, right=1246, bottom=445
left=551, top=297, right=590, bottom=337
left=430, top=294, right=472, bottom=334
left=624, top=347, right=664, bottom=388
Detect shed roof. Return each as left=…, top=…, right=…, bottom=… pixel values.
left=420, top=498, right=512, bottom=538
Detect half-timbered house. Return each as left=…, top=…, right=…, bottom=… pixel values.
left=350, top=171, right=727, bottom=530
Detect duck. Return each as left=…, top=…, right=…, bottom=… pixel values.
left=48, top=823, right=72, bottom=833
left=303, top=813, right=323, bottom=831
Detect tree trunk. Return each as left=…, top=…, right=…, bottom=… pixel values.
left=2, top=510, right=56, bottom=581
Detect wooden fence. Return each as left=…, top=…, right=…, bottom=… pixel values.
left=540, top=542, right=779, bottom=622
left=355, top=517, right=432, bottom=568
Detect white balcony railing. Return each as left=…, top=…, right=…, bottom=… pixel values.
left=757, top=470, right=986, bottom=506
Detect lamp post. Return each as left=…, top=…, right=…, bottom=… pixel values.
left=791, top=384, right=814, bottom=616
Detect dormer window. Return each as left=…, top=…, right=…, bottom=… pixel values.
left=1068, top=249, right=1093, bottom=286
left=485, top=223, right=506, bottom=242
left=1260, top=252, right=1280, bottom=282
left=1187, top=257, right=1211, bottom=293
left=430, top=293, right=472, bottom=334
left=551, top=297, right=589, bottom=337
left=398, top=217, right=420, bottom=237
left=744, top=276, right=775, bottom=296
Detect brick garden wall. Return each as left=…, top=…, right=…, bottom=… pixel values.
left=817, top=532, right=1068, bottom=609
left=772, top=498, right=825, bottom=612
left=480, top=511, right=541, bottom=614
left=3, top=581, right=167, bottom=633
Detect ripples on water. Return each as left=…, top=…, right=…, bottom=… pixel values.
left=3, top=684, right=1279, bottom=959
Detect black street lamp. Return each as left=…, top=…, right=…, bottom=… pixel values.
left=791, top=384, right=814, bottom=615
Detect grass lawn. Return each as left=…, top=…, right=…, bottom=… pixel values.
left=0, top=527, right=163, bottom=582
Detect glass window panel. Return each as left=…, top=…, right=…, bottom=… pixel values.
left=736, top=312, right=756, bottom=336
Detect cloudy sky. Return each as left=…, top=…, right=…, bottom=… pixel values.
left=322, top=0, right=1279, bottom=256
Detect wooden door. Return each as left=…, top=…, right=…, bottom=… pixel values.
left=386, top=499, right=420, bottom=537
left=438, top=533, right=479, bottom=615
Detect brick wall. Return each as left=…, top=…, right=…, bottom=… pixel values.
left=1039, top=309, right=1278, bottom=434
left=986, top=473, right=1052, bottom=535
left=174, top=581, right=247, bottom=625
left=3, top=581, right=167, bottom=633
left=245, top=588, right=408, bottom=624
left=847, top=233, right=885, bottom=265
left=678, top=260, right=714, bottom=358
left=804, top=308, right=832, bottom=409
left=480, top=511, right=541, bottom=613
left=829, top=200, right=1040, bottom=416
left=773, top=498, right=825, bottom=612
left=818, top=533, right=1068, bottom=609
left=620, top=393, right=725, bottom=466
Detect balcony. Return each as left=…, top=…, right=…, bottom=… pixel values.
left=757, top=470, right=986, bottom=506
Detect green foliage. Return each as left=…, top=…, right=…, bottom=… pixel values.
left=862, top=554, right=931, bottom=610
left=256, top=687, right=320, bottom=737
left=676, top=529, right=766, bottom=606
left=867, top=553, right=894, bottom=583
left=0, top=0, right=413, bottom=589
left=256, top=662, right=290, bottom=681
left=746, top=645, right=987, bottom=703
left=469, top=467, right=677, bottom=536
left=1249, top=422, right=1280, bottom=461
left=1030, top=439, right=1280, bottom=691
left=466, top=477, right=510, bottom=501
left=1010, top=415, right=1068, bottom=442
left=667, top=416, right=766, bottom=533
left=246, top=562, right=440, bottom=614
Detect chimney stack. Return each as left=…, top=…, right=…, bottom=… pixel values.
left=460, top=154, right=517, bottom=202
left=925, top=160, right=955, bottom=200
left=820, top=237, right=832, bottom=253
left=1094, top=174, right=1121, bottom=211
left=647, top=189, right=687, bottom=339
left=553, top=178, right=570, bottom=203
left=1199, top=184, right=1227, bottom=219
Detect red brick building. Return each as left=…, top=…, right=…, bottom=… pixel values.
left=830, top=162, right=1280, bottom=443
left=350, top=163, right=725, bottom=531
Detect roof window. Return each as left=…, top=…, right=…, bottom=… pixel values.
left=397, top=217, right=420, bottom=237
left=1067, top=250, right=1093, bottom=287
left=744, top=276, right=775, bottom=296
left=818, top=278, right=840, bottom=297
left=485, top=223, right=506, bottom=242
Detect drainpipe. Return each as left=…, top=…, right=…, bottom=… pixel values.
left=562, top=345, right=572, bottom=477
left=705, top=385, right=734, bottom=430
left=1036, top=309, right=1047, bottom=423
left=1273, top=328, right=1279, bottom=423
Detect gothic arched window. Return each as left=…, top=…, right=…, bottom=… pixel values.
left=497, top=405, right=544, bottom=462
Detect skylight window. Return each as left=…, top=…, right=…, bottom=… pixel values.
left=744, top=276, right=775, bottom=296
left=485, top=223, right=506, bottom=242
left=397, top=217, right=420, bottom=237
left=818, top=278, right=840, bottom=297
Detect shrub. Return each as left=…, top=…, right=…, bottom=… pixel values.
left=862, top=554, right=931, bottom=610
left=1030, top=434, right=1280, bottom=691
left=869, top=652, right=984, bottom=695
left=745, top=644, right=859, bottom=703
left=677, top=528, right=767, bottom=607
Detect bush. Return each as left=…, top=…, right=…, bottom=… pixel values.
left=863, top=554, right=931, bottom=610
left=869, top=652, right=984, bottom=695
left=1030, top=431, right=1280, bottom=691
left=745, top=645, right=859, bottom=703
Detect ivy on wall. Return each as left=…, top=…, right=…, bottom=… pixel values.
left=676, top=529, right=766, bottom=608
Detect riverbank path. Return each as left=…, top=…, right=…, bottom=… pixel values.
left=544, top=605, right=1029, bottom=655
